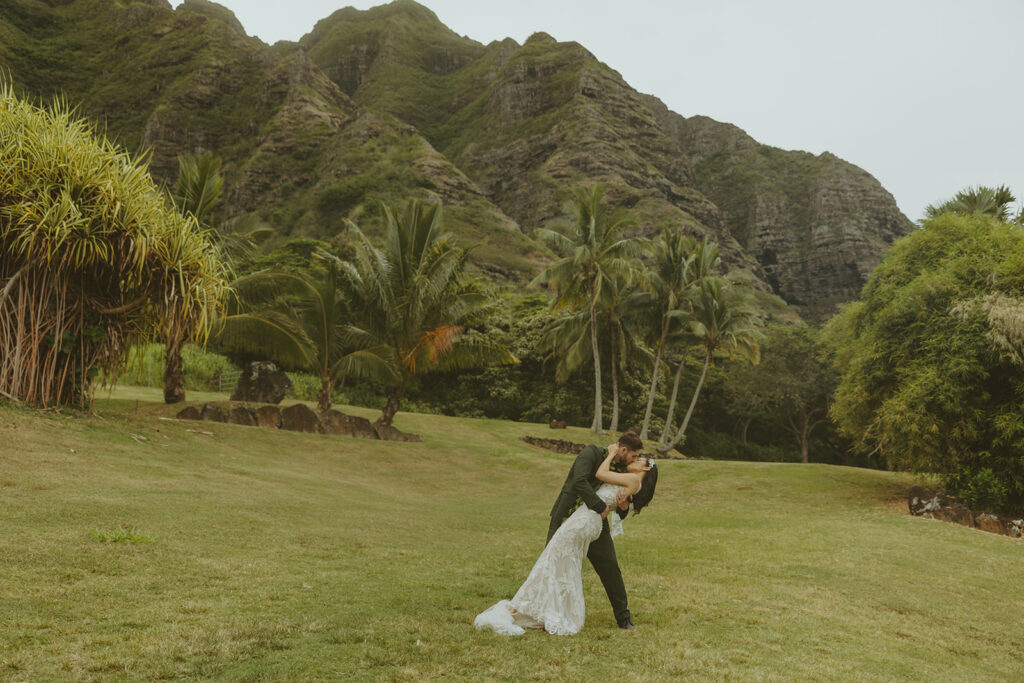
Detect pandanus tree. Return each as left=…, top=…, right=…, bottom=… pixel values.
left=213, top=251, right=396, bottom=412
left=0, top=84, right=227, bottom=406
left=531, top=185, right=639, bottom=434
left=658, top=277, right=760, bottom=455
left=341, top=200, right=516, bottom=431
left=164, top=152, right=225, bottom=404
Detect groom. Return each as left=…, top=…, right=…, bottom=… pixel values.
left=547, top=432, right=644, bottom=630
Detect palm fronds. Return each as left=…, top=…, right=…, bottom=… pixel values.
left=0, top=82, right=227, bottom=406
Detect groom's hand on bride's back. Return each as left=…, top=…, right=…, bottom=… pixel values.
left=616, top=489, right=631, bottom=511
left=600, top=504, right=612, bottom=520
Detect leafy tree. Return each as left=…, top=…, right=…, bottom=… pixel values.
left=824, top=212, right=1024, bottom=511
left=723, top=325, right=834, bottom=462
left=659, top=277, right=760, bottom=455
left=342, top=199, right=515, bottom=430
left=214, top=251, right=396, bottom=412
left=923, top=185, right=1017, bottom=223
left=532, top=185, right=638, bottom=434
left=0, top=84, right=226, bottom=406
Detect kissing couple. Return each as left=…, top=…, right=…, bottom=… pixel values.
left=475, top=432, right=658, bottom=635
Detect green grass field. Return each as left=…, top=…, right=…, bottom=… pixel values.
left=2, top=387, right=1022, bottom=681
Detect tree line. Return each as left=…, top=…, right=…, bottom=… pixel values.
left=6, top=86, right=1022, bottom=514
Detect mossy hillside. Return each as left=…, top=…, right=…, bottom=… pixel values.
left=1, top=0, right=913, bottom=313
left=0, top=0, right=547, bottom=281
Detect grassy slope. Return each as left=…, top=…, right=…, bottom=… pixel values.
left=2, top=388, right=1021, bottom=680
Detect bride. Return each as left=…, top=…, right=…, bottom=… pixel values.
left=475, top=447, right=658, bottom=636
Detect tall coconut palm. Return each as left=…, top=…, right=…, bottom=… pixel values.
left=214, top=251, right=396, bottom=412
left=658, top=277, right=760, bottom=455
left=603, top=275, right=649, bottom=433
left=539, top=273, right=647, bottom=432
left=637, top=230, right=698, bottom=440
left=531, top=185, right=638, bottom=434
left=164, top=153, right=225, bottom=404
left=341, top=199, right=516, bottom=431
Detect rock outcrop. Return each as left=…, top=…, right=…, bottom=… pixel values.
left=908, top=485, right=1023, bottom=537
left=230, top=362, right=293, bottom=404
left=176, top=402, right=422, bottom=441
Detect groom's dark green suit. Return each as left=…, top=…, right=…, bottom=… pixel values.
left=547, top=444, right=631, bottom=626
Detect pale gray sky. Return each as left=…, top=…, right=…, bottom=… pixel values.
left=191, top=0, right=1024, bottom=222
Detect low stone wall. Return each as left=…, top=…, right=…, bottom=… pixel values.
left=522, top=436, right=585, bottom=454
left=908, top=486, right=1023, bottom=537
left=176, top=402, right=423, bottom=442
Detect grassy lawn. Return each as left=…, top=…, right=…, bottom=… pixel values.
left=1, top=387, right=1022, bottom=681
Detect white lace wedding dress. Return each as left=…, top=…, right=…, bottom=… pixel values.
left=474, top=483, right=625, bottom=636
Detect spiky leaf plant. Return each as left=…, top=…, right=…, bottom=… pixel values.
left=0, top=83, right=227, bottom=406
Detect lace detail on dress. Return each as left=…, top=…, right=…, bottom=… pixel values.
left=474, top=483, right=623, bottom=636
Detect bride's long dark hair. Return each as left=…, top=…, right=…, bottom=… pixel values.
left=632, top=460, right=658, bottom=514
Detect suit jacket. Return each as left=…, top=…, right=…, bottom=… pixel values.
left=549, top=444, right=628, bottom=526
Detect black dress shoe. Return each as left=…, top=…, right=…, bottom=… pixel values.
left=617, top=617, right=635, bottom=630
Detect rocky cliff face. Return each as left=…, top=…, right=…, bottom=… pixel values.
left=644, top=106, right=914, bottom=318
left=0, top=0, right=914, bottom=316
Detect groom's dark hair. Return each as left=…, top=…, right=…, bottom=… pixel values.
left=617, top=432, right=643, bottom=451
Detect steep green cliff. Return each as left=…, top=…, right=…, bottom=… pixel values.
left=0, top=0, right=914, bottom=315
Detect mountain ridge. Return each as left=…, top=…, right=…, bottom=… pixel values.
left=0, top=0, right=914, bottom=318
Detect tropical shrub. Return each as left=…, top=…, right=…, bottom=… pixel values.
left=0, top=83, right=227, bottom=406
left=824, top=213, right=1024, bottom=511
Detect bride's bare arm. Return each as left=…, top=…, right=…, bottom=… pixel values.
left=596, top=449, right=641, bottom=494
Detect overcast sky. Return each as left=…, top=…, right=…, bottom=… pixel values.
left=190, top=0, right=1024, bottom=222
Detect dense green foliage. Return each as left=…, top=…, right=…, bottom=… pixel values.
left=120, top=343, right=239, bottom=394
left=0, top=83, right=226, bottom=406
left=825, top=213, right=1024, bottom=511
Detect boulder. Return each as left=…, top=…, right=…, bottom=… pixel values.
left=200, top=403, right=227, bottom=423
left=1007, top=519, right=1024, bottom=538
left=230, top=361, right=293, bottom=404
left=908, top=485, right=940, bottom=516
left=175, top=405, right=202, bottom=421
left=280, top=403, right=322, bottom=433
left=975, top=513, right=1007, bottom=536
left=227, top=405, right=256, bottom=427
left=320, top=410, right=379, bottom=439
left=254, top=405, right=282, bottom=429
left=376, top=424, right=424, bottom=442
left=931, top=503, right=975, bottom=527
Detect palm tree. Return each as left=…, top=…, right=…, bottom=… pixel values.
left=923, top=185, right=1017, bottom=223
left=164, top=153, right=225, bottom=404
left=637, top=230, right=698, bottom=440
left=539, top=274, right=647, bottom=432
left=215, top=251, right=396, bottom=412
left=531, top=185, right=638, bottom=434
left=341, top=199, right=516, bottom=431
left=658, top=277, right=760, bottom=455
left=658, top=328, right=701, bottom=445
left=603, top=275, right=648, bottom=433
